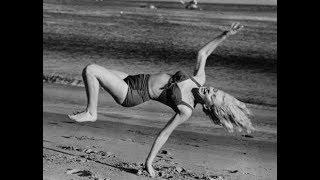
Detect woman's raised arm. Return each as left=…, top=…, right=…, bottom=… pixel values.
left=193, top=23, right=244, bottom=85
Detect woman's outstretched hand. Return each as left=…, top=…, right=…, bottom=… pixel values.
left=226, top=22, right=244, bottom=36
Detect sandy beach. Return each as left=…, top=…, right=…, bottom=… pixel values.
left=43, top=83, right=276, bottom=180
left=43, top=0, right=277, bottom=179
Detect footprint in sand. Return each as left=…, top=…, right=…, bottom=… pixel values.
left=57, top=145, right=76, bottom=151
left=61, top=121, right=76, bottom=124
left=190, top=137, right=208, bottom=142
left=65, top=169, right=110, bottom=180
left=154, top=165, right=225, bottom=180
left=185, top=143, right=200, bottom=147
left=127, top=129, right=150, bottom=136
left=48, top=122, right=61, bottom=126
left=61, top=135, right=106, bottom=141
left=120, top=138, right=135, bottom=143
left=227, top=170, right=239, bottom=173
left=242, top=134, right=254, bottom=138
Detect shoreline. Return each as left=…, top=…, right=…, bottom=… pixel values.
left=45, top=0, right=277, bottom=6
left=44, top=83, right=277, bottom=141
left=43, top=77, right=277, bottom=108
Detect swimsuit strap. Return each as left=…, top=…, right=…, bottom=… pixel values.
left=178, top=101, right=194, bottom=110
left=189, top=76, right=201, bottom=87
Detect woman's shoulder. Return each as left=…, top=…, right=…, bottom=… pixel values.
left=174, top=71, right=204, bottom=86
left=190, top=75, right=205, bottom=86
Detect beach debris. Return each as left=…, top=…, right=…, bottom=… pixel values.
left=136, top=169, right=143, bottom=175
left=75, top=135, right=106, bottom=141
left=127, top=129, right=150, bottom=136
left=160, top=149, right=170, bottom=155
left=66, top=169, right=110, bottom=179
left=160, top=150, right=168, bottom=154
left=66, top=169, right=81, bottom=175
left=94, top=178, right=110, bottom=180
left=66, top=169, right=92, bottom=176
left=97, top=151, right=107, bottom=156
left=140, top=4, right=157, bottom=9
left=84, top=148, right=97, bottom=154
left=134, top=164, right=210, bottom=179
left=92, top=174, right=111, bottom=180
left=61, top=135, right=72, bottom=139
left=48, top=122, right=61, bottom=126
left=97, top=151, right=114, bottom=157
left=43, top=74, right=83, bottom=86
left=57, top=145, right=76, bottom=151
left=149, top=5, right=157, bottom=9
left=228, top=170, right=239, bottom=173
left=185, top=143, right=200, bottom=147
left=62, top=135, right=106, bottom=141
left=175, top=166, right=184, bottom=173
left=75, top=147, right=83, bottom=152
left=242, top=134, right=254, bottom=138
left=57, top=145, right=86, bottom=153
left=208, top=175, right=224, bottom=180
left=135, top=167, right=150, bottom=176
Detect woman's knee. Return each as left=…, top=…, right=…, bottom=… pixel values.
left=83, top=64, right=100, bottom=76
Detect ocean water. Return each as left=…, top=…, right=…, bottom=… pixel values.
left=43, top=0, right=277, bottom=107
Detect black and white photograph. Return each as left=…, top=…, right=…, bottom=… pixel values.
left=43, top=0, right=277, bottom=179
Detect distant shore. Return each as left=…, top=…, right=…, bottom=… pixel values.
left=120, top=0, right=277, bottom=6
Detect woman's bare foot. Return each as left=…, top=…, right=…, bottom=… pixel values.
left=68, top=110, right=97, bottom=122
left=145, top=163, right=156, bottom=178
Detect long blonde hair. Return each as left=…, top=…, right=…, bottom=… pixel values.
left=202, top=90, right=255, bottom=133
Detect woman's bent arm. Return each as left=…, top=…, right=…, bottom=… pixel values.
left=145, top=106, right=192, bottom=177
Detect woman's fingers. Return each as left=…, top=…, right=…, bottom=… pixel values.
left=231, top=22, right=240, bottom=30
left=236, top=24, right=244, bottom=31
left=230, top=22, right=235, bottom=28
left=228, top=22, right=243, bottom=34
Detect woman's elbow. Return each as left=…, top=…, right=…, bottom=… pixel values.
left=197, top=50, right=206, bottom=60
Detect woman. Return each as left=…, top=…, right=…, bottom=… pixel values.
left=180, top=0, right=200, bottom=10
left=69, top=22, right=254, bottom=177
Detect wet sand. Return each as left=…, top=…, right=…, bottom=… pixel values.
left=43, top=83, right=276, bottom=180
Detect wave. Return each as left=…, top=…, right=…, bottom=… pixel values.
left=43, top=74, right=84, bottom=87
left=43, top=32, right=276, bottom=73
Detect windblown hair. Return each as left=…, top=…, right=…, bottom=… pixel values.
left=202, top=90, right=254, bottom=133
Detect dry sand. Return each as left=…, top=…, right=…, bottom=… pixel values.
left=43, top=83, right=276, bottom=180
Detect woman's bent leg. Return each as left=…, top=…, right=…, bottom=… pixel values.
left=69, top=64, right=128, bottom=122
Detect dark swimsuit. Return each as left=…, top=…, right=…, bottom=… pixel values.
left=155, top=71, right=201, bottom=112
left=121, top=71, right=201, bottom=112
left=121, top=74, right=151, bottom=107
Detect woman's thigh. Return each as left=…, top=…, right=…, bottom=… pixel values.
left=89, top=65, right=129, bottom=104
left=108, top=69, right=128, bottom=80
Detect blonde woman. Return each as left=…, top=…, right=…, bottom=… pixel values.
left=180, top=0, right=200, bottom=10
left=69, top=22, right=254, bottom=177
